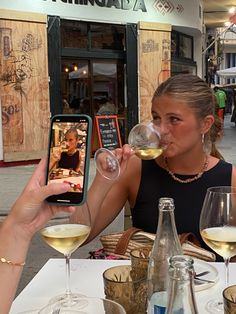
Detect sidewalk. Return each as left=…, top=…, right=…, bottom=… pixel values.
left=218, top=114, right=236, bottom=164
left=1, top=114, right=235, bottom=297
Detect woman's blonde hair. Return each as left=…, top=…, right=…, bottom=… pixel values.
left=152, top=74, right=224, bottom=159
left=65, top=127, right=79, bottom=140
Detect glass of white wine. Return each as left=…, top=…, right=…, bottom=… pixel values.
left=94, top=121, right=165, bottom=180
left=40, top=201, right=91, bottom=309
left=200, top=186, right=236, bottom=313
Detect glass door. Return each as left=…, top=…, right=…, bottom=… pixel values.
left=61, top=59, right=125, bottom=143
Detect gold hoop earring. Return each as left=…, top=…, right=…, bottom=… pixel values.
left=202, top=133, right=205, bottom=144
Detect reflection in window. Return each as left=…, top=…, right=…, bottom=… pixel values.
left=171, top=61, right=196, bottom=76
left=61, top=20, right=125, bottom=51
left=91, top=24, right=125, bottom=50
left=61, top=60, right=89, bottom=114
left=179, top=35, right=193, bottom=59
left=171, top=31, right=193, bottom=60
left=61, top=20, right=88, bottom=49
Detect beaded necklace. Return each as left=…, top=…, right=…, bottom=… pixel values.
left=164, top=155, right=209, bottom=184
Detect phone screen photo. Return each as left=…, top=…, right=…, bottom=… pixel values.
left=46, top=114, right=92, bottom=205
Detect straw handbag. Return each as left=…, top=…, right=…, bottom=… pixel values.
left=100, top=227, right=216, bottom=262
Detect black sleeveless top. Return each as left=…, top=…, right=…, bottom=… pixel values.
left=131, top=159, right=232, bottom=247
left=58, top=151, right=80, bottom=171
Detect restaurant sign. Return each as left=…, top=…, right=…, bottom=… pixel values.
left=42, top=0, right=147, bottom=12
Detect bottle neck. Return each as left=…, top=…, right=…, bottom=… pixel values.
left=155, top=208, right=183, bottom=254
left=166, top=255, right=198, bottom=314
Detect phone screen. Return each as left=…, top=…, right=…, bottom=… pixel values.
left=46, top=114, right=92, bottom=205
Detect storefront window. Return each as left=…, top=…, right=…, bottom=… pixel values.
left=171, top=31, right=193, bottom=60
left=91, top=23, right=125, bottom=50
left=61, top=20, right=88, bottom=49
left=61, top=60, right=89, bottom=114
left=61, top=20, right=125, bottom=51
left=60, top=20, right=126, bottom=143
left=179, top=35, right=193, bottom=59
left=171, top=61, right=197, bottom=76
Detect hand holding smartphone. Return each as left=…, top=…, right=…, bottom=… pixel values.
left=46, top=114, right=92, bottom=205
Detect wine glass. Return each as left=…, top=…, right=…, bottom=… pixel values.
left=40, top=201, right=91, bottom=309
left=199, top=186, right=236, bottom=313
left=94, top=121, right=165, bottom=180
left=38, top=296, right=126, bottom=313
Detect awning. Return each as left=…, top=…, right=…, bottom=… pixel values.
left=216, top=67, right=236, bottom=78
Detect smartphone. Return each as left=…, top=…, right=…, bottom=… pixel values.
left=46, top=114, right=92, bottom=205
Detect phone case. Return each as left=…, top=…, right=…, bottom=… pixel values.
left=46, top=114, right=92, bottom=206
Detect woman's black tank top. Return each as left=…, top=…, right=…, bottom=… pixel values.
left=58, top=150, right=80, bottom=171
left=131, top=159, right=232, bottom=246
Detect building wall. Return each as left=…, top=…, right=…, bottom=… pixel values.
left=0, top=0, right=203, bottom=31
left=0, top=0, right=204, bottom=161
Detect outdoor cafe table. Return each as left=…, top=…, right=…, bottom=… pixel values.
left=10, top=258, right=235, bottom=313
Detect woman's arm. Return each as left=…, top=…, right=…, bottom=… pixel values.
left=0, top=159, right=74, bottom=314
left=72, top=146, right=141, bottom=242
left=49, top=148, right=62, bottom=171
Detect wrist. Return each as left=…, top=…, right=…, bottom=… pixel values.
left=0, top=217, right=31, bottom=251
left=0, top=218, right=30, bottom=265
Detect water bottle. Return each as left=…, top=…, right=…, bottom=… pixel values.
left=147, top=197, right=183, bottom=314
left=166, top=255, right=198, bottom=314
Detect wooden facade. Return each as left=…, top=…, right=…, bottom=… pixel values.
left=138, top=21, right=171, bottom=122
left=0, top=10, right=50, bottom=161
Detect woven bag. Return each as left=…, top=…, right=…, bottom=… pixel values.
left=100, top=227, right=216, bottom=262
left=100, top=227, right=153, bottom=259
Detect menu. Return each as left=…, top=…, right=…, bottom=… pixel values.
left=92, top=115, right=122, bottom=151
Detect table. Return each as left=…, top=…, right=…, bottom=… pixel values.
left=10, top=259, right=235, bottom=313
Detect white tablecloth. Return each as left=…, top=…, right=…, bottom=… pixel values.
left=10, top=258, right=234, bottom=313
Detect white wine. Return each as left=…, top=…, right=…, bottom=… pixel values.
left=134, top=147, right=163, bottom=160
left=201, top=226, right=236, bottom=259
left=41, top=224, right=90, bottom=255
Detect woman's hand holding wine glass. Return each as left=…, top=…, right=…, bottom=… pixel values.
left=94, top=121, right=166, bottom=180
left=200, top=186, right=236, bottom=313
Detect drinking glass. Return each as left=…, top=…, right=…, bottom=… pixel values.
left=18, top=297, right=126, bottom=314
left=199, top=186, right=236, bottom=313
left=94, top=121, right=165, bottom=180
left=38, top=296, right=126, bottom=313
left=40, top=201, right=91, bottom=309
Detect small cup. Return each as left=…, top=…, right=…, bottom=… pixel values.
left=223, top=285, right=236, bottom=314
left=103, top=265, right=147, bottom=314
left=130, top=247, right=151, bottom=281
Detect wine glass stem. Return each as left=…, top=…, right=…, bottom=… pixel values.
left=65, top=254, right=72, bottom=297
left=224, top=257, right=230, bottom=287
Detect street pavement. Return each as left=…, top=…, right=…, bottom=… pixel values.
left=0, top=114, right=235, bottom=297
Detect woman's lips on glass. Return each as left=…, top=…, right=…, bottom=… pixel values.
left=160, top=141, right=169, bottom=148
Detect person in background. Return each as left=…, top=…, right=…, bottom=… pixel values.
left=75, top=74, right=236, bottom=252
left=50, top=128, right=81, bottom=173
left=213, top=86, right=227, bottom=121
left=0, top=159, right=74, bottom=314
left=97, top=96, right=118, bottom=115
left=79, top=98, right=90, bottom=115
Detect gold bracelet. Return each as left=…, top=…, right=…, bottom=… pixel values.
left=0, top=257, right=25, bottom=267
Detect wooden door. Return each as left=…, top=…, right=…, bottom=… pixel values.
left=0, top=10, right=50, bottom=161
left=138, top=22, right=171, bottom=123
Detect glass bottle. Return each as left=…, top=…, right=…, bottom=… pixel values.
left=166, top=255, right=198, bottom=314
left=147, top=197, right=183, bottom=314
